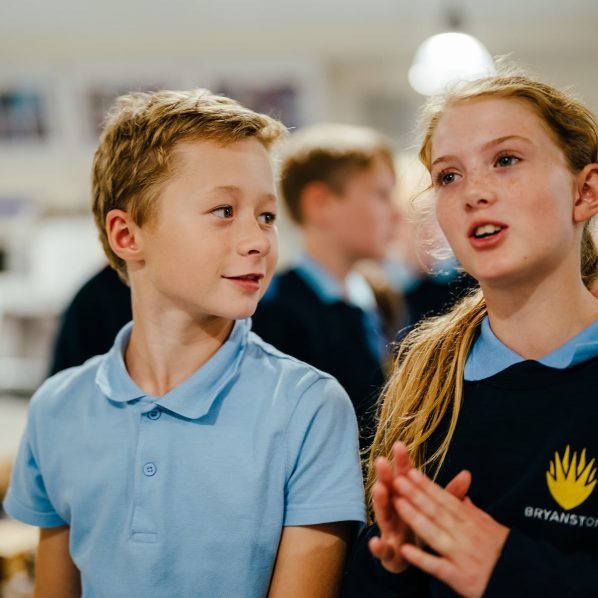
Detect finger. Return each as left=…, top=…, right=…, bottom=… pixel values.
left=372, top=480, right=398, bottom=535
left=445, top=470, right=472, bottom=500
left=406, top=469, right=467, bottom=520
left=400, top=543, right=455, bottom=585
left=392, top=442, right=414, bottom=477
left=368, top=536, right=396, bottom=563
left=374, top=456, right=395, bottom=487
left=393, top=475, right=460, bottom=536
left=394, top=497, right=454, bottom=556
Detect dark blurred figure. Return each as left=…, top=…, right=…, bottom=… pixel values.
left=252, top=124, right=399, bottom=448
left=49, top=265, right=131, bottom=375
left=401, top=264, right=477, bottom=325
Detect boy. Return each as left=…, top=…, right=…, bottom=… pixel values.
left=3, top=90, right=365, bottom=597
left=252, top=124, right=398, bottom=445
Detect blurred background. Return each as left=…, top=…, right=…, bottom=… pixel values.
left=0, top=0, right=597, bottom=590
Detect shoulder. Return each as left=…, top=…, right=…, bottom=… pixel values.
left=245, top=331, right=353, bottom=407
left=254, top=270, right=325, bottom=336
left=246, top=331, right=337, bottom=383
left=260, top=268, right=317, bottom=305
left=28, top=355, right=104, bottom=420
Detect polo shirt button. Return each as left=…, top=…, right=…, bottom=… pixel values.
left=147, top=409, right=161, bottom=420
left=143, top=462, right=157, bottom=477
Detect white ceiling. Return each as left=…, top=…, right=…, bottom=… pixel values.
left=3, top=0, right=598, bottom=56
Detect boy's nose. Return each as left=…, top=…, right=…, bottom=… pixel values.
left=237, top=220, right=271, bottom=256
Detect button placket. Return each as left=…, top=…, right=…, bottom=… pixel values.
left=130, top=409, right=161, bottom=541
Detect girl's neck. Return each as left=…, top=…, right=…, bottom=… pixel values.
left=125, top=292, right=234, bottom=397
left=483, top=274, right=598, bottom=360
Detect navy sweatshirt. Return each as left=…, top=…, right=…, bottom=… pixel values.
left=343, top=356, right=598, bottom=597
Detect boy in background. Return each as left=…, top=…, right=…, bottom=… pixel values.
left=3, top=90, right=364, bottom=597
left=252, top=124, right=398, bottom=446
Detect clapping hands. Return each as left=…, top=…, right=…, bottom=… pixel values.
left=369, top=442, right=509, bottom=598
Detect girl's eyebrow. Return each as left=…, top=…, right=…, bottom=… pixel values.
left=480, top=134, right=534, bottom=152
left=431, top=135, right=534, bottom=168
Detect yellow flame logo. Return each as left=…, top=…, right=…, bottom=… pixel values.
left=546, top=446, right=597, bottom=511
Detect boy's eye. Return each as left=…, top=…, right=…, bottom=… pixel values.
left=212, top=206, right=234, bottom=218
left=495, top=154, right=519, bottom=167
left=258, top=212, right=276, bottom=225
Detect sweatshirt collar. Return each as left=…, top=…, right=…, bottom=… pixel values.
left=464, top=316, right=598, bottom=381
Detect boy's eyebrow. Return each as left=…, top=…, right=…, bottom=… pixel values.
left=431, top=135, right=533, bottom=168
left=206, top=185, right=277, bottom=202
left=207, top=185, right=241, bottom=198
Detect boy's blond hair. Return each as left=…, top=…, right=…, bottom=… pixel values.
left=279, top=123, right=395, bottom=224
left=92, top=89, right=287, bottom=281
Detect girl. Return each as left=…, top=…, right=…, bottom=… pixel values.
left=344, top=71, right=598, bottom=597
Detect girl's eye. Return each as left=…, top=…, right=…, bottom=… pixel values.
left=496, top=154, right=519, bottom=167
left=435, top=171, right=458, bottom=186
left=258, top=212, right=276, bottom=225
left=212, top=206, right=234, bottom=218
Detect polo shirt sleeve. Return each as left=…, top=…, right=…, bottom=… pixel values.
left=283, top=375, right=366, bottom=526
left=3, top=397, right=66, bottom=528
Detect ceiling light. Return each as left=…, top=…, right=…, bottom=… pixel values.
left=408, top=31, right=495, bottom=96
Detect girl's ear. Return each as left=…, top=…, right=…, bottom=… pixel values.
left=106, top=209, right=143, bottom=263
left=574, top=164, right=598, bottom=222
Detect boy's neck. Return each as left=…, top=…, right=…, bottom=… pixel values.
left=303, top=233, right=355, bottom=284
left=124, top=299, right=234, bottom=397
left=483, top=270, right=598, bottom=361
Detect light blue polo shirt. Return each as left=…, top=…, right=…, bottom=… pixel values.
left=4, top=318, right=365, bottom=598
left=465, top=316, right=598, bottom=380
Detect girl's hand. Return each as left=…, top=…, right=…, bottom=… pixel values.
left=393, top=469, right=509, bottom=598
left=368, top=442, right=414, bottom=573
left=368, top=442, right=472, bottom=574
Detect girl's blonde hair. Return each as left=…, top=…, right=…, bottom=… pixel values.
left=365, top=70, right=598, bottom=516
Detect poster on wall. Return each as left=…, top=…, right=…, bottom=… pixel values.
left=85, top=82, right=167, bottom=139
left=0, top=89, right=48, bottom=142
left=215, top=81, right=301, bottom=128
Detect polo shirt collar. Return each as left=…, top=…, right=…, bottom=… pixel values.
left=96, top=319, right=249, bottom=419
left=295, top=253, right=377, bottom=311
left=464, top=315, right=598, bottom=381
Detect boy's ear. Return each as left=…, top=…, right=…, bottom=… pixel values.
left=106, top=209, right=143, bottom=263
left=574, top=164, right=598, bottom=222
left=300, top=181, right=336, bottom=226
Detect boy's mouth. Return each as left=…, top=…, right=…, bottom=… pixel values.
left=224, top=274, right=264, bottom=282
left=222, top=273, right=265, bottom=292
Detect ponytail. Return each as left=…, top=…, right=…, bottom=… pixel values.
left=365, top=288, right=486, bottom=517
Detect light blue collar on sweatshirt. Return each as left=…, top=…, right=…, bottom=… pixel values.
left=464, top=316, right=598, bottom=381
left=294, top=254, right=377, bottom=311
